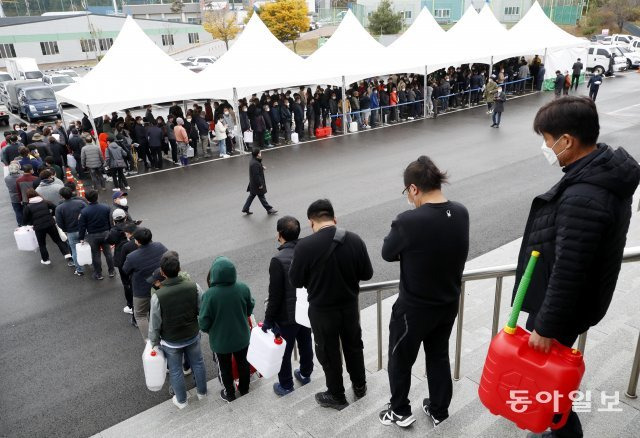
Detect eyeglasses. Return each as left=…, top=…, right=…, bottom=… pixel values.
left=402, top=185, right=411, bottom=195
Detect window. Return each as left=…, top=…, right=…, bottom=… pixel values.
left=188, top=32, right=199, bottom=44
left=168, top=18, right=181, bottom=22
left=187, top=17, right=200, bottom=24
left=597, top=48, right=610, bottom=57
left=80, top=39, right=96, bottom=53
left=434, top=9, right=450, bottom=18
left=99, top=38, right=113, bottom=51
left=404, top=11, right=412, bottom=19
left=40, top=41, right=59, bottom=56
left=588, top=48, right=594, bottom=55
left=504, top=7, right=520, bottom=16
left=0, top=43, right=16, bottom=58
left=162, top=34, right=175, bottom=46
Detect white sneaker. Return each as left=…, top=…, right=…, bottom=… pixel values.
left=408, top=117, right=414, bottom=120
left=197, top=392, right=207, bottom=401
left=124, top=186, right=131, bottom=190
left=64, top=254, right=72, bottom=259
left=222, top=154, right=230, bottom=158
left=112, top=188, right=120, bottom=192
left=41, top=260, right=51, bottom=265
left=123, top=306, right=133, bottom=315
left=172, top=395, right=188, bottom=410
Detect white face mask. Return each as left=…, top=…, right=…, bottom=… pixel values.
left=540, top=137, right=568, bottom=167
left=407, top=198, right=415, bottom=208
left=118, top=198, right=128, bottom=207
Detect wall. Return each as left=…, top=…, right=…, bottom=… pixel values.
left=0, top=14, right=213, bottom=68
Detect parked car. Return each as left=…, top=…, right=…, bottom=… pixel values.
left=0, top=102, right=9, bottom=125
left=55, top=69, right=81, bottom=82
left=4, top=80, right=60, bottom=122
left=614, top=45, right=640, bottom=69
left=179, top=60, right=204, bottom=73
left=0, top=82, right=8, bottom=105
left=586, top=45, right=627, bottom=75
left=629, top=40, right=640, bottom=53
left=0, top=72, right=13, bottom=83
left=42, top=74, right=75, bottom=92
left=186, top=56, right=218, bottom=66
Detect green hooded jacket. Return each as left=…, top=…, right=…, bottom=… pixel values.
left=199, top=257, right=255, bottom=354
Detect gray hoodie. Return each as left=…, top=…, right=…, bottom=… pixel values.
left=35, top=177, right=64, bottom=204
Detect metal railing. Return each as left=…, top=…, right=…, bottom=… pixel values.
left=359, top=246, right=640, bottom=399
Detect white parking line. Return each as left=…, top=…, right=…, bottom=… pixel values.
left=608, top=103, right=640, bottom=115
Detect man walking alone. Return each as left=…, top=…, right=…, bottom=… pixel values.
left=242, top=147, right=277, bottom=216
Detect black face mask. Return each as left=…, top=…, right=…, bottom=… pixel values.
left=152, top=285, right=160, bottom=291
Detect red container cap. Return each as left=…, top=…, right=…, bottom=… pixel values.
left=258, top=322, right=264, bottom=327
left=274, top=337, right=283, bottom=345
left=150, top=350, right=157, bottom=357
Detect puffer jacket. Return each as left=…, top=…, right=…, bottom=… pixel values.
left=105, top=142, right=128, bottom=169
left=22, top=196, right=57, bottom=231
left=214, top=120, right=227, bottom=141
left=513, top=144, right=640, bottom=339
left=265, top=241, right=297, bottom=326
left=81, top=144, right=104, bottom=170
left=35, top=178, right=64, bottom=204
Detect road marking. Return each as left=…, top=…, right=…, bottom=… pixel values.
left=608, top=103, right=640, bottom=114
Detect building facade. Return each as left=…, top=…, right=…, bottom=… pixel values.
left=0, top=13, right=214, bottom=68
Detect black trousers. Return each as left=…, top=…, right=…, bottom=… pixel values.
left=242, top=193, right=272, bottom=212
left=35, top=225, right=70, bottom=262
left=271, top=125, right=279, bottom=144
left=526, top=314, right=583, bottom=438
left=589, top=86, right=599, bottom=101
left=168, top=139, right=178, bottom=163
left=215, top=346, right=249, bottom=398
left=388, top=299, right=458, bottom=418
left=117, top=267, right=133, bottom=308
left=309, top=305, right=366, bottom=400
left=111, top=168, right=128, bottom=189
left=150, top=147, right=163, bottom=169
left=571, top=74, right=580, bottom=90
left=278, top=323, right=314, bottom=390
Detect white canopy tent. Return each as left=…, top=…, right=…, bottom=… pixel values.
left=194, top=13, right=309, bottom=100
left=304, top=10, right=390, bottom=85
left=387, top=7, right=446, bottom=74
left=55, top=16, right=203, bottom=118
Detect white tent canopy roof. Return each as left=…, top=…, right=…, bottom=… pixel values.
left=509, top=1, right=587, bottom=54
left=304, top=10, right=390, bottom=85
left=388, top=7, right=446, bottom=74
left=55, top=16, right=202, bottom=116
left=194, top=13, right=308, bottom=99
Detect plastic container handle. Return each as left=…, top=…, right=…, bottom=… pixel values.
left=505, top=251, right=539, bottom=334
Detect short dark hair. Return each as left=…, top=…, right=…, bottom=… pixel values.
left=277, top=216, right=301, bottom=242
left=85, top=189, right=99, bottom=203
left=133, top=227, right=152, bottom=246
left=26, top=188, right=38, bottom=199
left=44, top=156, right=54, bottom=165
left=251, top=147, right=261, bottom=157
left=64, top=181, right=76, bottom=191
left=123, top=222, right=138, bottom=234
left=107, top=134, right=115, bottom=142
left=533, top=96, right=599, bottom=146
left=59, top=187, right=73, bottom=200
left=307, top=199, right=335, bottom=221
left=160, top=251, right=180, bottom=278
left=9, top=135, right=18, bottom=143
left=39, top=169, right=52, bottom=179
left=403, top=156, right=448, bottom=192
left=22, top=164, right=33, bottom=173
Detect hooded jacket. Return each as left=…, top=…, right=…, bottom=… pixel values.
left=36, top=178, right=64, bottom=204
left=513, top=144, right=640, bottom=339
left=199, top=257, right=255, bottom=354
left=22, top=196, right=57, bottom=231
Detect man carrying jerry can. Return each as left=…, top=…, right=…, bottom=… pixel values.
left=516, top=96, right=639, bottom=437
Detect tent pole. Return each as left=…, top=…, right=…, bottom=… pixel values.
left=183, top=100, right=188, bottom=117
left=341, top=75, right=347, bottom=134
left=489, top=56, right=494, bottom=77
left=232, top=87, right=246, bottom=154
left=86, top=105, right=98, bottom=141
left=543, top=47, right=548, bottom=66
left=423, top=65, right=428, bottom=118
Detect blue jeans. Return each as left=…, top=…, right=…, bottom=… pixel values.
left=218, top=140, right=226, bottom=156
left=161, top=334, right=208, bottom=404
left=12, top=202, right=23, bottom=226
left=492, top=111, right=502, bottom=126
left=278, top=323, right=314, bottom=390
left=66, top=231, right=82, bottom=273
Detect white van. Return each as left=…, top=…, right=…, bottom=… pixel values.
left=586, top=45, right=627, bottom=75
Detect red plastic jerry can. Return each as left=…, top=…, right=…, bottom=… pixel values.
left=478, top=251, right=586, bottom=433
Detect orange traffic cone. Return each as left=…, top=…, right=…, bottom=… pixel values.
left=77, top=181, right=86, bottom=198
left=65, top=167, right=74, bottom=182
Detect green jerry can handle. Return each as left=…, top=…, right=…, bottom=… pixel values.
left=504, top=250, right=540, bottom=335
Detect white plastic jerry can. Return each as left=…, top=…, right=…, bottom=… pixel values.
left=246, top=325, right=286, bottom=379
left=349, top=121, right=358, bottom=132
left=295, top=288, right=311, bottom=328
left=14, top=226, right=39, bottom=251
left=291, top=132, right=299, bottom=144
left=142, top=340, right=167, bottom=391
left=75, top=242, right=92, bottom=265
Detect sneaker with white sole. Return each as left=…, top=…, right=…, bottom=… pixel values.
left=379, top=404, right=416, bottom=428
left=123, top=306, right=133, bottom=315
left=172, top=395, right=188, bottom=409
left=197, top=392, right=207, bottom=400
left=41, top=260, right=51, bottom=265
left=422, top=398, right=447, bottom=426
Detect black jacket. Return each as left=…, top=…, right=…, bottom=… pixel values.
left=48, top=141, right=67, bottom=167
left=265, top=240, right=297, bottom=325
left=292, top=103, right=304, bottom=122
left=247, top=157, right=266, bottom=195
left=270, top=106, right=281, bottom=124
left=382, top=201, right=469, bottom=308
left=513, top=144, right=640, bottom=339
left=289, top=226, right=373, bottom=310
left=146, top=125, right=163, bottom=148
left=107, top=222, right=134, bottom=268
left=240, top=111, right=251, bottom=132
left=554, top=74, right=565, bottom=91
left=133, top=124, right=148, bottom=147
left=78, top=202, right=111, bottom=239
left=23, top=199, right=57, bottom=231
left=123, top=241, right=168, bottom=298
left=55, top=197, right=87, bottom=233
left=68, top=136, right=85, bottom=157
left=280, top=106, right=292, bottom=123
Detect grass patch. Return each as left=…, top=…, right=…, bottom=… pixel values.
left=285, top=38, right=319, bottom=56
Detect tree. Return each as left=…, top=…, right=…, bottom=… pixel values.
left=582, top=0, right=640, bottom=34
left=368, top=0, right=403, bottom=35
left=203, top=11, right=241, bottom=50
left=259, top=0, right=309, bottom=53
left=608, top=0, right=640, bottom=32
left=170, top=1, right=184, bottom=14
